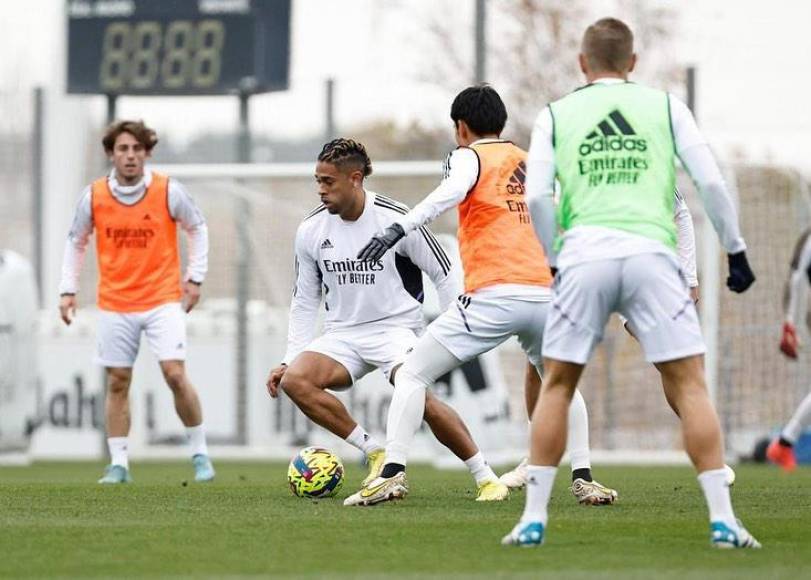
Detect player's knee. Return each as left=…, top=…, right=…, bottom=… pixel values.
left=107, top=369, right=131, bottom=396
left=280, top=369, right=315, bottom=401
left=162, top=368, right=188, bottom=393
left=422, top=395, right=440, bottom=422
left=395, top=362, right=429, bottom=390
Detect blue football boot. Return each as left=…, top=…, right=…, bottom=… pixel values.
left=501, top=521, right=545, bottom=547
left=192, top=454, right=216, bottom=482
left=98, top=464, right=132, bottom=484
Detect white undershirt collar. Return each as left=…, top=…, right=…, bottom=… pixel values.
left=108, top=167, right=153, bottom=196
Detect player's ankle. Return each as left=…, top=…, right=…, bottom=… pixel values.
left=778, top=437, right=794, bottom=448
left=380, top=463, right=405, bottom=478
left=572, top=467, right=592, bottom=482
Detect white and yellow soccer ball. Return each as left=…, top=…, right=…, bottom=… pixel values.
left=724, top=464, right=736, bottom=487
left=288, top=446, right=345, bottom=498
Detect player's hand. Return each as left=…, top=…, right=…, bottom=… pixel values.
left=357, top=223, right=405, bottom=262
left=690, top=286, right=700, bottom=304
left=59, top=294, right=77, bottom=325
left=182, top=281, right=202, bottom=313
left=266, top=364, right=287, bottom=398
left=780, top=322, right=800, bottom=359
left=726, top=251, right=755, bottom=293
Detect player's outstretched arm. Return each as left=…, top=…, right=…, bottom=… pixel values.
left=357, top=223, right=406, bottom=262
left=357, top=149, right=478, bottom=262
left=671, top=95, right=754, bottom=293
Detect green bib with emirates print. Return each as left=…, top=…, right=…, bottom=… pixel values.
left=550, top=82, right=676, bottom=250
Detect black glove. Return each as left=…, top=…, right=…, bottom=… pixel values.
left=726, top=251, right=755, bottom=293
left=357, top=223, right=405, bottom=261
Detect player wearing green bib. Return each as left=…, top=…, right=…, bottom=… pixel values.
left=503, top=18, right=759, bottom=549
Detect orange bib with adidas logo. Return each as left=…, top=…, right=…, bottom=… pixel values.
left=457, top=142, right=553, bottom=293
left=92, top=172, right=182, bottom=312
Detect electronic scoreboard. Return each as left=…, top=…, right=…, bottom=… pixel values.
left=67, top=0, right=290, bottom=95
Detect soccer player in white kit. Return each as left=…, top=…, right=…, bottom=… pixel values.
left=58, top=120, right=214, bottom=484
left=503, top=18, right=759, bottom=548
left=266, top=138, right=509, bottom=499
left=767, top=229, right=811, bottom=471
left=344, top=86, right=615, bottom=507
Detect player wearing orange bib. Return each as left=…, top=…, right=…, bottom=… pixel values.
left=344, top=86, right=615, bottom=506
left=58, top=121, right=214, bottom=484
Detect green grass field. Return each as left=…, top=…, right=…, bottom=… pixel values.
left=1, top=462, right=809, bottom=579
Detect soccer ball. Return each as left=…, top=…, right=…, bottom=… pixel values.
left=288, top=446, right=345, bottom=498
left=724, top=464, right=736, bottom=487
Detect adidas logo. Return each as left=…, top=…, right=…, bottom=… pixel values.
left=507, top=161, right=527, bottom=195
left=320, top=239, right=334, bottom=249
left=579, top=110, right=647, bottom=156
left=143, top=214, right=152, bottom=220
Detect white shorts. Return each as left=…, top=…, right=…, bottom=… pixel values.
left=95, top=302, right=187, bottom=367
left=427, top=293, right=550, bottom=366
left=543, top=253, right=706, bottom=365
left=303, top=325, right=419, bottom=384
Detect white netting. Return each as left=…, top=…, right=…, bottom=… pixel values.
left=33, top=161, right=810, bottom=462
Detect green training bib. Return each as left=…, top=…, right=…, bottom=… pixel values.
left=550, top=82, right=676, bottom=250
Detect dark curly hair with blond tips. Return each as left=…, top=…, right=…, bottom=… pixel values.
left=317, top=138, right=373, bottom=178
left=102, top=120, right=159, bottom=153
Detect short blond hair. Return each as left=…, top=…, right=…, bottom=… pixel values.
left=582, top=18, right=634, bottom=73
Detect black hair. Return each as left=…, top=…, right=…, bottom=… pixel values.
left=317, top=138, right=373, bottom=177
left=450, top=85, right=507, bottom=136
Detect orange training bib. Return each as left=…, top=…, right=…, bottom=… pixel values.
left=457, top=142, right=553, bottom=293
left=92, top=172, right=182, bottom=312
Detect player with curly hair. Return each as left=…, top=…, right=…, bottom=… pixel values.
left=266, top=138, right=509, bottom=500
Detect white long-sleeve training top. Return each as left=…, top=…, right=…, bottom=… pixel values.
left=283, top=190, right=459, bottom=364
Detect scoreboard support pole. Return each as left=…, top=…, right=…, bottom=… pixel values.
left=105, top=94, right=117, bottom=125
left=235, top=89, right=253, bottom=445
left=237, top=91, right=252, bottom=163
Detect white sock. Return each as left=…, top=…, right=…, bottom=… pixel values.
left=521, top=465, right=557, bottom=526
left=782, top=390, right=811, bottom=443
left=464, top=451, right=498, bottom=485
left=107, top=437, right=129, bottom=469
left=345, top=424, right=383, bottom=455
left=186, top=424, right=209, bottom=457
left=698, top=468, right=737, bottom=528
left=385, top=334, right=458, bottom=466
left=567, top=389, right=591, bottom=472
left=385, top=368, right=427, bottom=466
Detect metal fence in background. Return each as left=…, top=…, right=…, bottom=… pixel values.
left=149, top=162, right=811, bottom=459
left=0, top=88, right=35, bottom=269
